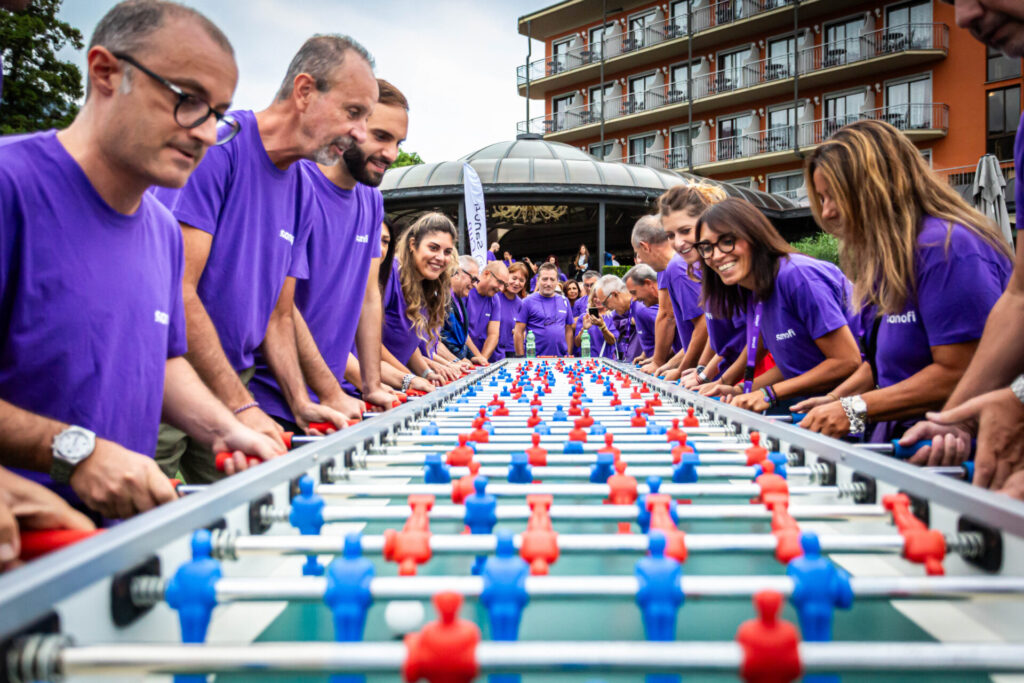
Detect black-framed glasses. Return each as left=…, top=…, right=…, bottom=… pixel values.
left=113, top=52, right=240, bottom=146
left=460, top=269, right=480, bottom=286
left=695, top=235, right=737, bottom=259
left=488, top=271, right=508, bottom=289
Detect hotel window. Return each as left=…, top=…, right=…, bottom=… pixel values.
left=885, top=1, right=931, bottom=49
left=987, top=85, right=1021, bottom=160
left=589, top=23, right=614, bottom=60
left=767, top=171, right=806, bottom=202
left=628, top=134, right=657, bottom=165
left=885, top=74, right=931, bottom=129
left=669, top=1, right=689, bottom=36
left=766, top=36, right=795, bottom=79
left=717, top=112, right=752, bottom=160
left=551, top=38, right=573, bottom=74
left=988, top=45, right=1021, bottom=82
left=824, top=90, right=866, bottom=135
left=551, top=94, right=575, bottom=132
left=716, top=48, right=745, bottom=92
left=766, top=103, right=806, bottom=151
left=627, top=72, right=657, bottom=114
left=669, top=62, right=692, bottom=101
left=589, top=141, right=615, bottom=160
left=588, top=83, right=614, bottom=120
left=669, top=126, right=697, bottom=168
left=823, top=17, right=862, bottom=66
left=626, top=11, right=657, bottom=51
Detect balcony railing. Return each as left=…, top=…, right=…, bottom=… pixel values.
left=516, top=0, right=796, bottom=85
left=681, top=103, right=948, bottom=168
left=933, top=159, right=1015, bottom=188
left=625, top=151, right=668, bottom=169
left=517, top=23, right=948, bottom=136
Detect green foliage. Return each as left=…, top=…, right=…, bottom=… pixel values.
left=602, top=265, right=631, bottom=278
left=390, top=149, right=424, bottom=168
left=0, top=0, right=83, bottom=134
left=790, top=232, right=840, bottom=265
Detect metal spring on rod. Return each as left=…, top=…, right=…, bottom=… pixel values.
left=209, top=529, right=238, bottom=561
left=6, top=634, right=67, bottom=683
left=260, top=504, right=287, bottom=526
left=129, top=576, right=167, bottom=608
left=808, top=462, right=833, bottom=485
left=837, top=481, right=869, bottom=502
left=949, top=532, right=985, bottom=559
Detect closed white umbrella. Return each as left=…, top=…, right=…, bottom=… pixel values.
left=971, top=153, right=1013, bottom=248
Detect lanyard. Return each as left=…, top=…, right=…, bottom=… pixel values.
left=743, top=299, right=763, bottom=393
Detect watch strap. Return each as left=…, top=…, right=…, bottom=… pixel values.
left=1011, top=374, right=1024, bottom=405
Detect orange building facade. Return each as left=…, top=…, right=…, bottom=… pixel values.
left=515, top=0, right=1023, bottom=204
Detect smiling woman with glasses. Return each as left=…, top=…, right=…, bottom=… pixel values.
left=113, top=52, right=240, bottom=145
left=694, top=198, right=862, bottom=415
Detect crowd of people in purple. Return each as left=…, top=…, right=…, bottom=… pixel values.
left=1, top=0, right=1023, bottom=570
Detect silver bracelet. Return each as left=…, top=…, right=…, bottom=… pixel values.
left=1011, top=374, right=1024, bottom=405
left=233, top=401, right=259, bottom=415
left=401, top=374, right=414, bottom=392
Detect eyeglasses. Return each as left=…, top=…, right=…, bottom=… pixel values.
left=113, top=53, right=240, bottom=146
left=695, top=235, right=737, bottom=259
left=488, top=271, right=508, bottom=289
left=460, top=269, right=480, bottom=286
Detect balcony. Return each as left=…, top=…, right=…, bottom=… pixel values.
left=516, top=0, right=874, bottom=97
left=679, top=103, right=948, bottom=174
left=517, top=23, right=948, bottom=142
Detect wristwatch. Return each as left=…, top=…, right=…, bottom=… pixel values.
left=401, top=374, right=414, bottom=392
left=1012, top=374, right=1024, bottom=404
left=695, top=365, right=708, bottom=384
left=50, top=425, right=97, bottom=484
left=840, top=395, right=868, bottom=436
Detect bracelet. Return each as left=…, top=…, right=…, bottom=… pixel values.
left=1011, top=374, right=1024, bottom=404
left=401, top=374, right=414, bottom=392
left=233, top=401, right=259, bottom=415
left=826, top=392, right=839, bottom=401
left=761, top=385, right=778, bottom=408
left=420, top=366, right=434, bottom=378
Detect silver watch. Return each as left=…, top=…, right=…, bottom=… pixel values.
left=1012, top=374, right=1024, bottom=405
left=50, top=425, right=97, bottom=484
left=840, top=395, right=868, bottom=436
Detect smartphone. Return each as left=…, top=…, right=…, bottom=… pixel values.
left=588, top=306, right=599, bottom=317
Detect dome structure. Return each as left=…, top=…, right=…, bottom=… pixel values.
left=381, top=136, right=800, bottom=217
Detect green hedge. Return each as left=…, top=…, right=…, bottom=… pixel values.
left=790, top=232, right=840, bottom=265
left=601, top=265, right=631, bottom=277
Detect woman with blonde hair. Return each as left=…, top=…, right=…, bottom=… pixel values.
left=381, top=212, right=458, bottom=386
left=797, top=119, right=1012, bottom=444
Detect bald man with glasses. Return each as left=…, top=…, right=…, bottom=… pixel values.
left=467, top=261, right=510, bottom=363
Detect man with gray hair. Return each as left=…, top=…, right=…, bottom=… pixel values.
left=624, top=264, right=675, bottom=364
left=631, top=213, right=704, bottom=379
left=152, top=33, right=378, bottom=482
left=0, top=0, right=281, bottom=517
left=440, top=255, right=479, bottom=361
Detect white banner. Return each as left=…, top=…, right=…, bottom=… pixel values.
left=463, top=163, right=488, bottom=269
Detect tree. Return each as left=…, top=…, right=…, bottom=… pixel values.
left=0, top=0, right=83, bottom=135
left=391, top=149, right=424, bottom=168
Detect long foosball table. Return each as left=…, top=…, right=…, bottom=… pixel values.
left=2, top=358, right=1024, bottom=683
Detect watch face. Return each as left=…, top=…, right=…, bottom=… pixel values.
left=56, top=429, right=93, bottom=464
left=852, top=397, right=868, bottom=414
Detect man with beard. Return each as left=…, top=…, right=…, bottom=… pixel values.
left=250, top=79, right=406, bottom=430
left=152, top=35, right=378, bottom=483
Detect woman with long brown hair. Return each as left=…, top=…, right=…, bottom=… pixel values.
left=381, top=212, right=458, bottom=386
left=796, top=119, right=1013, bottom=444
left=563, top=279, right=582, bottom=313
left=695, top=198, right=862, bottom=412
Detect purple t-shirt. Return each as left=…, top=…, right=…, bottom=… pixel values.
left=573, top=294, right=588, bottom=319
left=634, top=302, right=659, bottom=356
left=496, top=294, right=522, bottom=359
left=706, top=308, right=745, bottom=372
left=466, top=288, right=502, bottom=357
left=249, top=163, right=383, bottom=421
left=575, top=313, right=619, bottom=359
left=152, top=110, right=313, bottom=372
left=1016, top=110, right=1024, bottom=226
left=874, top=218, right=1011, bottom=389
left=520, top=293, right=574, bottom=356
left=760, top=254, right=860, bottom=379
left=382, top=261, right=422, bottom=365
left=486, top=251, right=497, bottom=262
left=658, top=253, right=704, bottom=348
left=0, top=132, right=187, bottom=472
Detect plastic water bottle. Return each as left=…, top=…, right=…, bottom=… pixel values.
left=526, top=330, right=536, bottom=358
left=581, top=329, right=591, bottom=358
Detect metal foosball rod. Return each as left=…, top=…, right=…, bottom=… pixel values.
left=330, top=464, right=816, bottom=481
left=260, top=502, right=890, bottom=526
left=130, top=573, right=1024, bottom=606
left=211, top=530, right=979, bottom=560
left=11, top=637, right=1024, bottom=679
left=357, top=450, right=763, bottom=466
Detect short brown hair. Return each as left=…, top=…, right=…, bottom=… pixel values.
left=377, top=78, right=408, bottom=110
left=658, top=181, right=726, bottom=217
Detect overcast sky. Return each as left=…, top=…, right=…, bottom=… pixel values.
left=57, top=0, right=546, bottom=163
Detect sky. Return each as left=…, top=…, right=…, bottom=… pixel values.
left=57, top=0, right=546, bottom=163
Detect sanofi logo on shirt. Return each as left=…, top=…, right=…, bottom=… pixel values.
left=887, top=310, right=918, bottom=324
left=355, top=234, right=369, bottom=243
left=154, top=310, right=170, bottom=326
left=775, top=328, right=796, bottom=341
left=279, top=229, right=295, bottom=245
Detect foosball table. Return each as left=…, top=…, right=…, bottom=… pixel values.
left=2, top=358, right=1024, bottom=683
